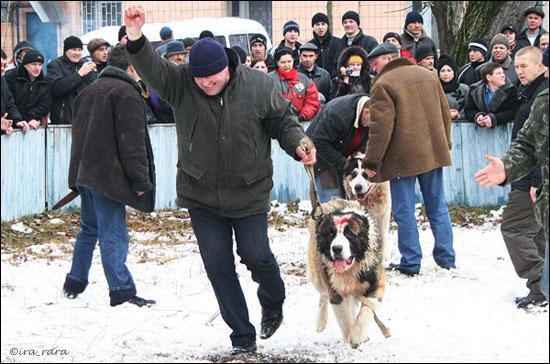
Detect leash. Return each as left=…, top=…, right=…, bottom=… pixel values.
left=362, top=297, right=391, bottom=338
left=305, top=165, right=325, bottom=221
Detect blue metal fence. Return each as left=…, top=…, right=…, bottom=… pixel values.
left=1, top=123, right=513, bottom=222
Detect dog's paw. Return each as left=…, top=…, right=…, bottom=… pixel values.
left=347, top=326, right=368, bottom=349
left=348, top=333, right=369, bottom=350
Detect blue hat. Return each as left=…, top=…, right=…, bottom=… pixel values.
left=543, top=47, right=549, bottom=68
left=165, top=41, right=185, bottom=58
left=160, top=26, right=172, bottom=40
left=189, top=38, right=229, bottom=77
left=366, top=43, right=399, bottom=61
left=283, top=20, right=300, bottom=35
left=405, top=11, right=423, bottom=27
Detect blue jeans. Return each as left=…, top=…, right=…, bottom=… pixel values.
left=188, top=208, right=285, bottom=347
left=314, top=175, right=342, bottom=203
left=390, top=168, right=455, bottom=271
left=65, top=186, right=136, bottom=305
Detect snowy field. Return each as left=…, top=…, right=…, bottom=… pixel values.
left=1, top=202, right=548, bottom=363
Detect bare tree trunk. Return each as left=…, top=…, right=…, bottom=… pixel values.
left=327, top=0, right=333, bottom=35
left=430, top=1, right=539, bottom=67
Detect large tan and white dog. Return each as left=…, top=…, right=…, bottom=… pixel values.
left=307, top=199, right=387, bottom=349
left=343, top=154, right=391, bottom=264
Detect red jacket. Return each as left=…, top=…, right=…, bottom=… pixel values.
left=400, top=48, right=416, bottom=63
left=270, top=68, right=320, bottom=121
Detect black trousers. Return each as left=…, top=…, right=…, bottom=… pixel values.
left=189, top=208, right=285, bottom=347
left=501, top=190, right=545, bottom=296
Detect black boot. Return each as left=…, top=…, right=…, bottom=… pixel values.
left=63, top=276, right=87, bottom=299
left=386, top=263, right=419, bottom=277
left=127, top=296, right=156, bottom=307
left=230, top=342, right=257, bottom=356
left=259, top=306, right=283, bottom=339
left=516, top=292, right=548, bottom=310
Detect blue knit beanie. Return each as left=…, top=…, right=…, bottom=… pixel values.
left=189, top=38, right=229, bottom=77
left=543, top=47, right=549, bottom=68
left=283, top=20, right=300, bottom=35
left=405, top=11, right=423, bottom=27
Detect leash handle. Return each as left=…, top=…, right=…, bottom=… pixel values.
left=305, top=165, right=325, bottom=220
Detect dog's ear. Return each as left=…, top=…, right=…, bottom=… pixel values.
left=343, top=156, right=356, bottom=176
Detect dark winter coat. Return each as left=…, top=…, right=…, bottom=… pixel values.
left=515, top=26, right=547, bottom=52
left=341, top=28, right=378, bottom=54
left=297, top=63, right=332, bottom=102
left=457, top=60, right=486, bottom=86
left=1, top=76, right=22, bottom=126
left=309, top=30, right=345, bottom=79
left=68, top=66, right=155, bottom=212
left=363, top=58, right=452, bottom=182
left=127, top=36, right=307, bottom=218
left=4, top=66, right=50, bottom=122
left=464, top=79, right=518, bottom=126
left=510, top=73, right=548, bottom=192
left=332, top=46, right=371, bottom=98
left=47, top=55, right=97, bottom=124
left=443, top=83, right=469, bottom=121
left=306, top=94, right=369, bottom=175
left=400, top=28, right=438, bottom=62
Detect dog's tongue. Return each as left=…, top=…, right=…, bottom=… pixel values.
left=333, top=258, right=353, bottom=272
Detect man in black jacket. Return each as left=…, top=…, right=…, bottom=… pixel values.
left=4, top=49, right=50, bottom=131
left=306, top=94, right=371, bottom=201
left=457, top=38, right=488, bottom=86
left=308, top=12, right=344, bottom=79
left=47, top=36, right=96, bottom=124
left=124, top=5, right=316, bottom=355
left=515, top=7, right=547, bottom=52
left=501, top=46, right=548, bottom=310
left=63, top=45, right=156, bottom=308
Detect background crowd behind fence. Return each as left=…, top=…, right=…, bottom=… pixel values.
left=1, top=122, right=512, bottom=222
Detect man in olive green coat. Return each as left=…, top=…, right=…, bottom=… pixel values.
left=124, top=5, right=316, bottom=355
left=475, top=87, right=548, bottom=304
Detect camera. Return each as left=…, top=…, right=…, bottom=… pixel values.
left=345, top=67, right=361, bottom=77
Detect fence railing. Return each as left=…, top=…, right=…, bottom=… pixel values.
left=1, top=122, right=513, bottom=222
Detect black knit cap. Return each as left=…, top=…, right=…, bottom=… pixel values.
left=22, top=49, right=44, bottom=65
left=312, top=12, right=329, bottom=26
left=249, top=33, right=267, bottom=48
left=435, top=54, right=456, bottom=74
left=118, top=25, right=127, bottom=42
left=405, top=11, right=423, bottom=27
left=63, top=36, right=83, bottom=53
left=415, top=46, right=434, bottom=62
left=342, top=10, right=360, bottom=25
left=468, top=38, right=488, bottom=56
left=383, top=32, right=402, bottom=45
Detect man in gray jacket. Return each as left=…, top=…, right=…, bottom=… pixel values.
left=124, top=5, right=316, bottom=355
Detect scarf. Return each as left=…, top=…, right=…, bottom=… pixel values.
left=277, top=67, right=297, bottom=81
left=441, top=77, right=459, bottom=94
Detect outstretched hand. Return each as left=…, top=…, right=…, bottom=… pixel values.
left=124, top=4, right=146, bottom=41
left=474, top=155, right=506, bottom=187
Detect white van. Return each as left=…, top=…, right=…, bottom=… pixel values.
left=81, top=17, right=271, bottom=54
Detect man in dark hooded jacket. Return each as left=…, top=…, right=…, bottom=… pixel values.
left=124, top=4, right=316, bottom=356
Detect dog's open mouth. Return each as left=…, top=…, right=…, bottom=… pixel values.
left=333, top=257, right=354, bottom=272
left=355, top=192, right=367, bottom=201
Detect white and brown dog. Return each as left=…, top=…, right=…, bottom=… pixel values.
left=343, top=153, right=391, bottom=264
left=307, top=199, right=387, bottom=349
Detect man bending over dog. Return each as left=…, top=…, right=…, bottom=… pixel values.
left=124, top=5, right=317, bottom=356
left=306, top=94, right=372, bottom=202
left=362, top=43, right=456, bottom=276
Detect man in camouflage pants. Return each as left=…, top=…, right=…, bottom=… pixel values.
left=475, top=48, right=549, bottom=305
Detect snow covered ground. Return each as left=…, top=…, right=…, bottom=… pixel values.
left=1, top=202, right=548, bottom=363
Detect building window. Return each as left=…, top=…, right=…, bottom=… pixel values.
left=82, top=1, right=122, bottom=34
